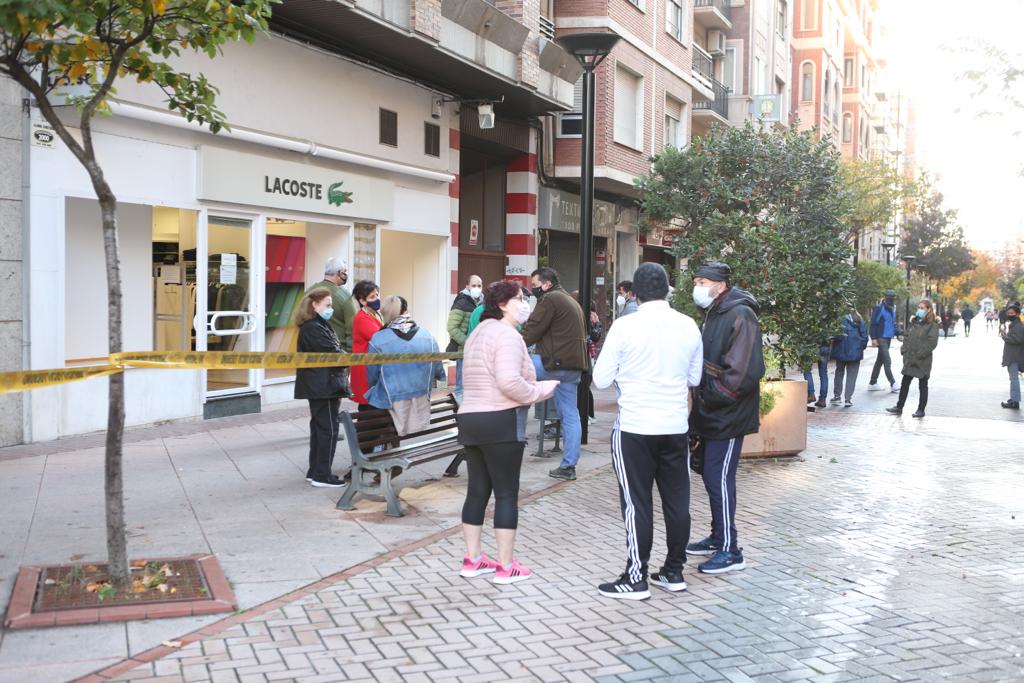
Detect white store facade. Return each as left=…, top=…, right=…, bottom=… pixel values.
left=24, top=34, right=458, bottom=441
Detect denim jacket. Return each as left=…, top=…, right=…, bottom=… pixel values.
left=365, top=325, right=446, bottom=408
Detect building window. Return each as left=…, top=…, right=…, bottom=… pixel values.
left=667, top=0, right=684, bottom=42
left=664, top=96, right=686, bottom=149
left=753, top=56, right=762, bottom=94
left=844, top=58, right=854, bottom=86
left=842, top=113, right=853, bottom=143
left=801, top=0, right=816, bottom=30
left=834, top=82, right=841, bottom=125
left=801, top=61, right=814, bottom=101
left=424, top=122, right=440, bottom=157
left=614, top=65, right=643, bottom=150
left=823, top=69, right=831, bottom=118
left=379, top=108, right=398, bottom=147
left=723, top=47, right=737, bottom=93
left=559, top=76, right=584, bottom=137
left=777, top=0, right=788, bottom=37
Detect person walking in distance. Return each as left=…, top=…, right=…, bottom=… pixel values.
left=306, top=257, right=358, bottom=352
left=615, top=280, right=639, bottom=318
left=830, top=308, right=869, bottom=407
left=592, top=264, right=703, bottom=600
left=960, top=303, right=975, bottom=338
left=886, top=298, right=940, bottom=419
left=521, top=267, right=589, bottom=482
left=447, top=274, right=483, bottom=391
left=999, top=303, right=1023, bottom=410
left=688, top=262, right=765, bottom=574
left=867, top=290, right=899, bottom=394
left=456, top=281, right=558, bottom=584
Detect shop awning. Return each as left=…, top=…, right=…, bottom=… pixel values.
left=270, top=0, right=573, bottom=118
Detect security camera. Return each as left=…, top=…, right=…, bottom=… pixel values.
left=478, top=103, right=495, bottom=129
left=431, top=96, right=442, bottom=119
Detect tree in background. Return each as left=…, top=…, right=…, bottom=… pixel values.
left=840, top=159, right=912, bottom=260
left=637, top=123, right=853, bottom=374
left=853, top=261, right=909, bottom=319
left=938, top=250, right=1003, bottom=307
left=0, top=0, right=276, bottom=591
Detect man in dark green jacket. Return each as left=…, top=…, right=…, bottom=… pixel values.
left=688, top=262, right=765, bottom=575
left=522, top=267, right=588, bottom=482
left=306, top=257, right=358, bottom=352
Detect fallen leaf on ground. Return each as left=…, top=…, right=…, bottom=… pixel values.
left=170, top=587, right=177, bottom=594
left=43, top=578, right=57, bottom=585
left=132, top=580, right=147, bottom=593
left=85, top=582, right=102, bottom=593
left=130, top=560, right=147, bottom=568
left=161, top=640, right=183, bottom=648
left=157, top=583, right=170, bottom=593
left=85, top=565, right=98, bottom=572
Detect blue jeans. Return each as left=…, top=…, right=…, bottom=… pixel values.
left=1010, top=362, right=1021, bottom=403
left=532, top=356, right=582, bottom=468
left=802, top=357, right=829, bottom=400
left=455, top=359, right=463, bottom=391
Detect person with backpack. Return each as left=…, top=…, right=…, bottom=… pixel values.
left=867, top=290, right=899, bottom=394
left=830, top=309, right=869, bottom=407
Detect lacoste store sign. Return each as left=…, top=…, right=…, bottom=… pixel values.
left=198, top=146, right=394, bottom=222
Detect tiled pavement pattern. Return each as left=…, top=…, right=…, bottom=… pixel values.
left=100, top=410, right=1024, bottom=683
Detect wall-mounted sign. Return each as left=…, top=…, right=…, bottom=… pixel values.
left=198, top=146, right=394, bottom=222
left=468, top=219, right=480, bottom=247
left=539, top=188, right=616, bottom=238
left=31, top=122, right=55, bottom=148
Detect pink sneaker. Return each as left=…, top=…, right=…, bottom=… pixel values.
left=460, top=553, right=500, bottom=578
left=493, top=560, right=532, bottom=585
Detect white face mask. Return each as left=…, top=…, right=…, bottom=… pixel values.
left=616, top=295, right=627, bottom=307
left=692, top=285, right=716, bottom=309
left=468, top=286, right=482, bottom=300
left=515, top=300, right=531, bottom=324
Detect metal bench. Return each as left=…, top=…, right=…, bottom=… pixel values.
left=336, top=393, right=461, bottom=517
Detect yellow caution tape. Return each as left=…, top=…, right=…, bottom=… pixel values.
left=0, top=351, right=463, bottom=394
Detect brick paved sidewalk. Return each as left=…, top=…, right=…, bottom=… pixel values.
left=85, top=410, right=1023, bottom=683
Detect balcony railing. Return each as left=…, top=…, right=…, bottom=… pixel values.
left=691, top=43, right=714, bottom=83
left=694, top=79, right=729, bottom=120
left=694, top=0, right=731, bottom=21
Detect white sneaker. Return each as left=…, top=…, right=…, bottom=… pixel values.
left=890, top=384, right=900, bottom=394
left=867, top=384, right=881, bottom=391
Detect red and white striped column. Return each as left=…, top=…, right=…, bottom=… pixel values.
left=505, top=140, right=539, bottom=288
left=448, top=127, right=461, bottom=297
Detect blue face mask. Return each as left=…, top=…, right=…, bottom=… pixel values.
left=915, top=309, right=926, bottom=319
left=320, top=306, right=334, bottom=321
left=368, top=299, right=381, bottom=311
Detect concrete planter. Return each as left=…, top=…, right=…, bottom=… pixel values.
left=741, top=379, right=807, bottom=458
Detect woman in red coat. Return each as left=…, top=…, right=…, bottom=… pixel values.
left=350, top=280, right=383, bottom=409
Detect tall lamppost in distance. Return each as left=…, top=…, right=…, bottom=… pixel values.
left=903, top=255, right=915, bottom=330
left=556, top=31, right=621, bottom=446
left=882, top=239, right=896, bottom=267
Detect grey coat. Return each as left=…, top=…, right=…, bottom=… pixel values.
left=900, top=319, right=939, bottom=379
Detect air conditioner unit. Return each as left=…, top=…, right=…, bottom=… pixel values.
left=707, top=30, right=726, bottom=56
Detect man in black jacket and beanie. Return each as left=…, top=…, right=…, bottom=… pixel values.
left=688, top=262, right=765, bottom=574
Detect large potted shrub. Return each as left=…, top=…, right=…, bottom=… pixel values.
left=638, top=123, right=853, bottom=456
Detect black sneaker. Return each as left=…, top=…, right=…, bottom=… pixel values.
left=649, top=569, right=687, bottom=593
left=885, top=406, right=903, bottom=415
left=549, top=466, right=576, bottom=481
left=698, top=549, right=746, bottom=574
left=310, top=475, right=346, bottom=488
left=598, top=574, right=650, bottom=601
left=1001, top=400, right=1020, bottom=410
left=686, top=536, right=721, bottom=556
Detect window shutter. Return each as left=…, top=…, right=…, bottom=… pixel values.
left=379, top=109, right=398, bottom=146
left=573, top=76, right=584, bottom=113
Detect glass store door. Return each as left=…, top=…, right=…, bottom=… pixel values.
left=195, top=214, right=258, bottom=396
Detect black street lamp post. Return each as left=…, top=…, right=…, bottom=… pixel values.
left=903, top=255, right=915, bottom=329
left=881, top=240, right=896, bottom=267
left=556, top=31, right=620, bottom=446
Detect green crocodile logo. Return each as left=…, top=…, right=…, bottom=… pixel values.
left=327, top=181, right=354, bottom=206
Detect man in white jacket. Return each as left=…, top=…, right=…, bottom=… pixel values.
left=592, top=263, right=704, bottom=600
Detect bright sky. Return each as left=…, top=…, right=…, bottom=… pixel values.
left=882, top=0, right=1024, bottom=254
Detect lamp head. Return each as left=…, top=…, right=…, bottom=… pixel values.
left=556, top=32, right=622, bottom=67
left=477, top=103, right=494, bottom=129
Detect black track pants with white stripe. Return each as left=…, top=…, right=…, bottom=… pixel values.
left=701, top=437, right=743, bottom=553
left=611, top=429, right=691, bottom=584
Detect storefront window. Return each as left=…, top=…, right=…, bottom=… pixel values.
left=264, top=218, right=308, bottom=380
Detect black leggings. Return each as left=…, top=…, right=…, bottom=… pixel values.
left=461, top=442, right=524, bottom=530
left=897, top=374, right=929, bottom=412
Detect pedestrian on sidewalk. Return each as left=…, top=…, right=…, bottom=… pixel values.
left=999, top=303, right=1023, bottom=410
left=941, top=310, right=953, bottom=338
left=887, top=298, right=939, bottom=419
left=986, top=309, right=997, bottom=332
left=615, top=280, right=639, bottom=318
left=592, top=263, right=703, bottom=600
left=689, top=262, right=765, bottom=575
left=867, top=290, right=899, bottom=394
left=306, top=257, right=358, bottom=352
left=294, top=288, right=349, bottom=488
left=456, top=280, right=558, bottom=585
left=366, top=296, right=446, bottom=435
left=802, top=344, right=831, bottom=408
left=447, top=274, right=483, bottom=391
left=830, top=308, right=868, bottom=407
left=521, top=267, right=589, bottom=482
left=960, top=304, right=975, bottom=338
left=350, top=281, right=384, bottom=413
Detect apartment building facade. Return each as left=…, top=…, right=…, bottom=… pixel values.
left=722, top=0, right=793, bottom=130
left=12, top=0, right=579, bottom=442
left=791, top=0, right=846, bottom=145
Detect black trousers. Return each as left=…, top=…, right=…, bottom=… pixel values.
left=461, top=442, right=524, bottom=529
left=701, top=437, right=743, bottom=554
left=307, top=398, right=340, bottom=480
left=964, top=319, right=971, bottom=336
left=896, top=374, right=929, bottom=412
left=611, top=429, right=691, bottom=583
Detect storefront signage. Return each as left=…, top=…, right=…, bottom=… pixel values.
left=468, top=219, right=479, bottom=246
left=219, top=253, right=237, bottom=285
left=31, top=122, right=55, bottom=148
left=538, top=188, right=616, bottom=238
left=198, top=146, right=394, bottom=222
